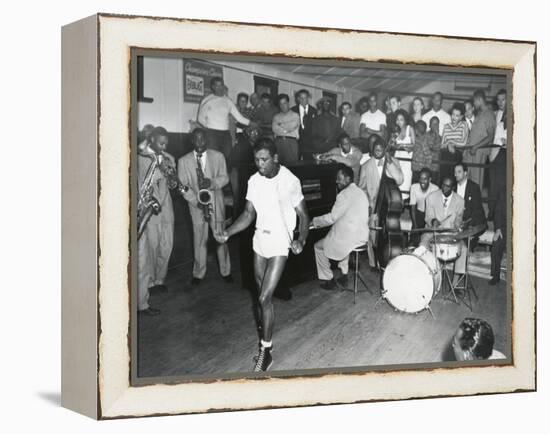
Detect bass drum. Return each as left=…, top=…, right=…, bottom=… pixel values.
left=382, top=246, right=441, bottom=313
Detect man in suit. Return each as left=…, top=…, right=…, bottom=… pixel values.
left=177, top=128, right=232, bottom=285
left=454, top=162, right=487, bottom=249
left=291, top=89, right=317, bottom=160
left=420, top=176, right=467, bottom=275
left=339, top=101, right=361, bottom=140
left=312, top=165, right=370, bottom=290
left=137, top=127, right=175, bottom=316
left=312, top=97, right=340, bottom=156
left=358, top=135, right=404, bottom=267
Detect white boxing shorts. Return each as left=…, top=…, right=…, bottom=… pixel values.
left=253, top=228, right=290, bottom=258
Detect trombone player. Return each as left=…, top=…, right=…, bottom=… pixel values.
left=138, top=126, right=175, bottom=316
left=178, top=128, right=232, bottom=285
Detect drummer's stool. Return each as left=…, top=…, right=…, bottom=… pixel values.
left=342, top=244, right=372, bottom=304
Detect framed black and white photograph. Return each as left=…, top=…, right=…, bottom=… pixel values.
left=61, top=13, right=536, bottom=419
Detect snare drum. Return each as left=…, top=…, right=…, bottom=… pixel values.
left=431, top=236, right=462, bottom=262
left=382, top=246, right=441, bottom=313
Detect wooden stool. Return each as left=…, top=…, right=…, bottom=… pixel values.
left=343, top=244, right=371, bottom=304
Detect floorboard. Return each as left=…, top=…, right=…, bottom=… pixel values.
left=137, top=241, right=509, bottom=378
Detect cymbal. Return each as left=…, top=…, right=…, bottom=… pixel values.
left=430, top=234, right=458, bottom=244
left=408, top=227, right=458, bottom=234
left=454, top=224, right=487, bottom=240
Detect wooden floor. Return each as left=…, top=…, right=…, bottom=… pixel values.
left=137, top=242, right=509, bottom=378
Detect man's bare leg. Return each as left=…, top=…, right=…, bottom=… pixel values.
left=253, top=253, right=287, bottom=371
left=253, top=253, right=268, bottom=335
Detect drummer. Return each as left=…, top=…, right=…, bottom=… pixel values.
left=420, top=176, right=467, bottom=277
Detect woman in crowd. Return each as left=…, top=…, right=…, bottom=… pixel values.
left=410, top=97, right=425, bottom=123
left=426, top=117, right=442, bottom=185
left=452, top=318, right=506, bottom=361
left=391, top=109, right=415, bottom=198
left=411, top=120, right=431, bottom=183
left=440, top=102, right=468, bottom=181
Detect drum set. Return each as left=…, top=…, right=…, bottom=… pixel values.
left=378, top=225, right=485, bottom=317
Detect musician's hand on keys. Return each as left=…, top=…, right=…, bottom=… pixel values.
left=201, top=177, right=212, bottom=189
left=290, top=240, right=304, bottom=255
left=469, top=147, right=477, bottom=156
left=431, top=218, right=441, bottom=228
left=214, top=230, right=229, bottom=244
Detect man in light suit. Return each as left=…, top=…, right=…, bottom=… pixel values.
left=358, top=135, right=404, bottom=267
left=178, top=128, right=232, bottom=285
left=137, top=127, right=175, bottom=316
left=313, top=165, right=370, bottom=290
left=420, top=176, right=467, bottom=275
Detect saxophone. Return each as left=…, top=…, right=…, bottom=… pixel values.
left=137, top=151, right=189, bottom=239
left=195, top=156, right=213, bottom=222
left=137, top=153, right=161, bottom=239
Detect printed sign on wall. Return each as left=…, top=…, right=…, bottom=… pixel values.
left=183, top=60, right=224, bottom=103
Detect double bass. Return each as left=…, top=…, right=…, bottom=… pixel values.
left=372, top=150, right=406, bottom=268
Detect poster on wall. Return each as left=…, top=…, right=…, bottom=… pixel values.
left=183, top=59, right=224, bottom=103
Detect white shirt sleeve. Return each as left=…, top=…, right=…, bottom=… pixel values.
left=288, top=176, right=304, bottom=208
left=409, top=185, right=418, bottom=206
left=245, top=177, right=257, bottom=204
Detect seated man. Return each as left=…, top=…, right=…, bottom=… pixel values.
left=454, top=162, right=487, bottom=250
left=317, top=132, right=363, bottom=184
left=312, top=165, right=369, bottom=290
left=409, top=167, right=439, bottom=245
left=420, top=176, right=466, bottom=278
left=452, top=318, right=506, bottom=361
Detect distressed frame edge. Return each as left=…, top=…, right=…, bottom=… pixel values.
left=94, top=14, right=536, bottom=419
left=61, top=13, right=101, bottom=420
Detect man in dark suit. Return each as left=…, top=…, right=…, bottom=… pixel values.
left=292, top=89, right=317, bottom=160
left=311, top=97, right=340, bottom=156
left=454, top=162, right=487, bottom=249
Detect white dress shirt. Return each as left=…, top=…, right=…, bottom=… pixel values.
left=299, top=104, right=310, bottom=129
left=422, top=109, right=451, bottom=135
left=194, top=150, right=207, bottom=172
left=456, top=179, right=467, bottom=199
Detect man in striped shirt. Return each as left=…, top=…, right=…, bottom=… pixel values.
left=440, top=102, right=469, bottom=181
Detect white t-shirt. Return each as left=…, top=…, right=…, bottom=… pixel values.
left=422, top=109, right=451, bottom=135
left=360, top=109, right=387, bottom=131
left=409, top=183, right=439, bottom=212
left=246, top=165, right=304, bottom=239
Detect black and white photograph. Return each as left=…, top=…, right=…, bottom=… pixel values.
left=133, top=53, right=511, bottom=379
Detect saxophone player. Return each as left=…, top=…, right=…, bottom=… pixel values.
left=178, top=128, right=232, bottom=285
left=138, top=126, right=175, bottom=316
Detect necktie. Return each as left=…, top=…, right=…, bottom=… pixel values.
left=378, top=158, right=384, bottom=167
left=341, top=116, right=346, bottom=128
left=443, top=197, right=448, bottom=208
left=196, top=153, right=203, bottom=172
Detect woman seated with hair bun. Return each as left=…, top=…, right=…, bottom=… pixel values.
left=452, top=318, right=506, bottom=361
